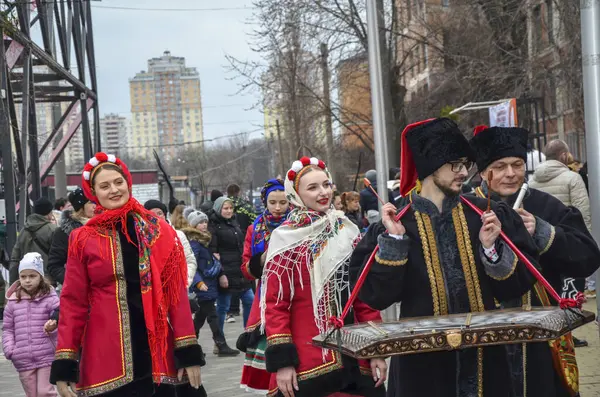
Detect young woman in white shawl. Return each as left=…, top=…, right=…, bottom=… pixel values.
left=259, top=157, right=387, bottom=397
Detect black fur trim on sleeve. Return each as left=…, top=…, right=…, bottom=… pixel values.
left=265, top=343, right=300, bottom=373
left=236, top=327, right=263, bottom=352
left=174, top=344, right=206, bottom=369
left=248, top=253, right=264, bottom=279
left=50, top=359, right=79, bottom=384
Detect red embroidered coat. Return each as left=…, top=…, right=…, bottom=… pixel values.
left=51, top=220, right=200, bottom=396
left=262, top=241, right=386, bottom=397
left=241, top=224, right=262, bottom=331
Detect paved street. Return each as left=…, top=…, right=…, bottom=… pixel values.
left=0, top=303, right=598, bottom=396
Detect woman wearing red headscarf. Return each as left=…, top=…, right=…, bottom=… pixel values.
left=49, top=153, right=205, bottom=397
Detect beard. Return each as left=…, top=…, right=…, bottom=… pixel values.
left=433, top=174, right=464, bottom=197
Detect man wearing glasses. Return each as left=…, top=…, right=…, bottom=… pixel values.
left=350, top=118, right=539, bottom=397
left=468, top=126, right=600, bottom=397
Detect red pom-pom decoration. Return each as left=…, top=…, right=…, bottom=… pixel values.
left=95, top=152, right=108, bottom=163
left=317, top=160, right=326, bottom=169
left=287, top=170, right=297, bottom=180
left=84, top=163, right=93, bottom=172
left=300, top=156, right=311, bottom=167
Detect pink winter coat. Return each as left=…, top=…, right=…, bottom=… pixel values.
left=2, top=282, right=59, bottom=372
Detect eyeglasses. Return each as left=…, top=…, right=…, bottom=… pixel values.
left=449, top=161, right=474, bottom=173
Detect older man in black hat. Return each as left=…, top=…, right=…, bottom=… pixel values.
left=350, top=118, right=539, bottom=397
left=468, top=125, right=600, bottom=397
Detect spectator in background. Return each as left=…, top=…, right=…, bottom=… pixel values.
left=208, top=197, right=253, bottom=334
left=184, top=210, right=239, bottom=357
left=341, top=191, right=362, bottom=229
left=53, top=198, right=68, bottom=212
left=529, top=139, right=596, bottom=347
left=9, top=198, right=57, bottom=284
left=227, top=184, right=256, bottom=234
left=47, top=188, right=95, bottom=286
left=529, top=140, right=592, bottom=231
left=333, top=191, right=343, bottom=211
left=51, top=198, right=71, bottom=226
left=147, top=201, right=197, bottom=288
left=200, top=189, right=223, bottom=214
left=359, top=170, right=394, bottom=216
left=226, top=185, right=257, bottom=321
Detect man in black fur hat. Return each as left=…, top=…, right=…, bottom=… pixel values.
left=350, top=118, right=540, bottom=397
left=468, top=125, right=600, bottom=397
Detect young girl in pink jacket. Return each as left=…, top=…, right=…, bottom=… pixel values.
left=2, top=252, right=59, bottom=397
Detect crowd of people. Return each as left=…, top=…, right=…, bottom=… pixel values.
left=0, top=118, right=599, bottom=397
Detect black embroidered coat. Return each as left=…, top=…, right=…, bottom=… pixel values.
left=349, top=193, right=539, bottom=397
left=468, top=184, right=600, bottom=397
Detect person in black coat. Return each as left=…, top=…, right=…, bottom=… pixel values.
left=359, top=170, right=394, bottom=216
left=208, top=197, right=254, bottom=335
left=47, top=188, right=95, bottom=286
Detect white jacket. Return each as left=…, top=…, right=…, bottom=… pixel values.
left=529, top=160, right=592, bottom=231
left=175, top=229, right=197, bottom=288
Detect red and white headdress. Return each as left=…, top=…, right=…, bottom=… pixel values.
left=81, top=152, right=132, bottom=201
left=287, top=156, right=327, bottom=192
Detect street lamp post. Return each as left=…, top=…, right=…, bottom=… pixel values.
left=580, top=0, right=600, bottom=331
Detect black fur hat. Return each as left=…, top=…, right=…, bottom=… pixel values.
left=404, top=118, right=475, bottom=182
left=469, top=126, right=528, bottom=172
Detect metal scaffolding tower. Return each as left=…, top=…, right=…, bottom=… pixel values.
left=0, top=0, right=99, bottom=253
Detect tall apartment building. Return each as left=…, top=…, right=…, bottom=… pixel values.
left=129, top=51, right=203, bottom=161
left=99, top=113, right=130, bottom=157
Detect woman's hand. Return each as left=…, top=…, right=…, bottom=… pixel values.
left=178, top=366, right=202, bottom=389
left=370, top=358, right=388, bottom=387
left=219, top=275, right=229, bottom=289
left=382, top=203, right=405, bottom=236
left=276, top=366, right=299, bottom=397
left=213, top=253, right=221, bottom=260
left=57, top=381, right=77, bottom=397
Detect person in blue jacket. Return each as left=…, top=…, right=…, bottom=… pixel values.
left=184, top=210, right=240, bottom=357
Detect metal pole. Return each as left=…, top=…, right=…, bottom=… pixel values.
left=367, top=0, right=394, bottom=322
left=366, top=0, right=390, bottom=206
left=376, top=0, right=398, bottom=171
left=580, top=0, right=600, bottom=333
left=0, top=31, right=18, bottom=255
left=47, top=0, right=67, bottom=199
left=18, top=49, right=30, bottom=227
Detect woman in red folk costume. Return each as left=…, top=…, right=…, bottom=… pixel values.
left=260, top=157, right=387, bottom=397
left=49, top=153, right=206, bottom=397
left=238, top=179, right=291, bottom=394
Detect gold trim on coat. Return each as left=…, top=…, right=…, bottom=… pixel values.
left=456, top=204, right=485, bottom=311
left=414, top=211, right=447, bottom=315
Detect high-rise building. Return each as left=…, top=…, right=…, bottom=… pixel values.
left=129, top=51, right=203, bottom=161
left=99, top=113, right=130, bottom=157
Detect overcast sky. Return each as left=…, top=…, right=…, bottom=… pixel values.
left=90, top=0, right=262, bottom=143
